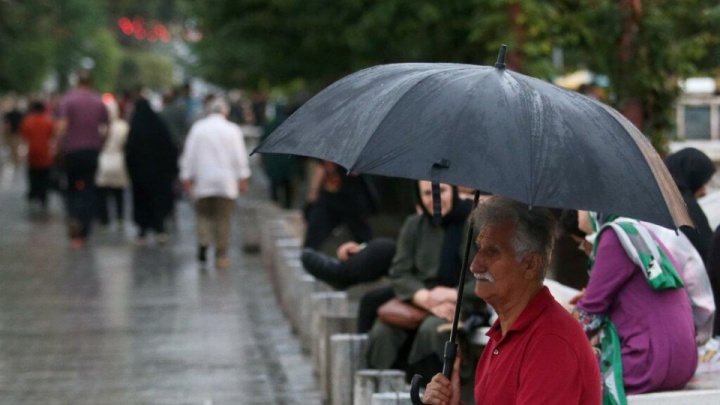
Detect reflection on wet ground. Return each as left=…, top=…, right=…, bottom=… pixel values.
left=0, top=168, right=320, bottom=405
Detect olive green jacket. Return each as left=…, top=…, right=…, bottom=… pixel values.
left=388, top=214, right=484, bottom=313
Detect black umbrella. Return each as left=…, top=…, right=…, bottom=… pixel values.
left=253, top=46, right=692, bottom=403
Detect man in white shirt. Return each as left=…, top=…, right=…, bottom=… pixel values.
left=180, top=97, right=251, bottom=269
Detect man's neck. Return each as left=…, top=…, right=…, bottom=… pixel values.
left=495, top=283, right=543, bottom=336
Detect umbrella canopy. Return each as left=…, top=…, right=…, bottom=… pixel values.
left=254, top=57, right=691, bottom=230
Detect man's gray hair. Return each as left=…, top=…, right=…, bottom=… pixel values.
left=207, top=97, right=230, bottom=116
left=472, top=196, right=557, bottom=279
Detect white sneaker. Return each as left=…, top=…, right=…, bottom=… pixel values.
left=696, top=337, right=720, bottom=374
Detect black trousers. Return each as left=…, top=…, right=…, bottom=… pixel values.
left=27, top=167, right=51, bottom=205
left=64, top=150, right=99, bottom=239
left=350, top=238, right=397, bottom=333
left=269, top=178, right=293, bottom=209
left=96, top=187, right=125, bottom=225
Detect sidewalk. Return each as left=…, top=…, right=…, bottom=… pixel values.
left=0, top=160, right=320, bottom=405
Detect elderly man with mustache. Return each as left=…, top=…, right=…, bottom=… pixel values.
left=422, top=196, right=601, bottom=405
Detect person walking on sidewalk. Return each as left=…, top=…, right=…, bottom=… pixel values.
left=125, top=98, right=178, bottom=243
left=95, top=100, right=130, bottom=229
left=180, top=97, right=251, bottom=269
left=20, top=100, right=55, bottom=209
left=56, top=70, right=109, bottom=248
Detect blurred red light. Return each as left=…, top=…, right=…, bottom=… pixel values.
left=102, top=93, right=115, bottom=104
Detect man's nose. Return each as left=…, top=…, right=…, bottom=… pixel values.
left=470, top=254, right=482, bottom=273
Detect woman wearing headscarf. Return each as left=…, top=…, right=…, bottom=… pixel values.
left=665, top=147, right=716, bottom=261
left=366, top=181, right=485, bottom=380
left=572, top=212, right=697, bottom=401
left=125, top=98, right=178, bottom=242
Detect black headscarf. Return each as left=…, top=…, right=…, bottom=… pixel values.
left=415, top=184, right=473, bottom=287
left=665, top=147, right=716, bottom=261
left=125, top=98, right=179, bottom=184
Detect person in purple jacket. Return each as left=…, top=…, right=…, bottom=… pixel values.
left=56, top=70, right=109, bottom=248
left=572, top=211, right=697, bottom=401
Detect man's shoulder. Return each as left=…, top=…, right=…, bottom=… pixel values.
left=63, top=89, right=103, bottom=105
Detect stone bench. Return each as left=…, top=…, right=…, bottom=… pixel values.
left=371, top=392, right=412, bottom=405
left=628, top=370, right=720, bottom=404
left=354, top=369, right=408, bottom=405
left=628, top=389, right=720, bottom=404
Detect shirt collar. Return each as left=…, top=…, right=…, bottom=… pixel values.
left=487, top=286, right=554, bottom=341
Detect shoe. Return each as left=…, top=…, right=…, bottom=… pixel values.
left=300, top=248, right=347, bottom=290
left=70, top=238, right=85, bottom=249
left=156, top=233, right=170, bottom=245
left=197, top=245, right=208, bottom=263
left=215, top=256, right=230, bottom=270
left=697, top=337, right=720, bottom=374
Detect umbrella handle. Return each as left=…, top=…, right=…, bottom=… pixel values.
left=409, top=342, right=458, bottom=405
left=410, top=375, right=424, bottom=405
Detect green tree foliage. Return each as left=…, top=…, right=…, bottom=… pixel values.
left=184, top=0, right=720, bottom=150
left=0, top=0, right=177, bottom=94
left=567, top=0, right=720, bottom=150
left=88, top=28, right=124, bottom=92
left=117, top=49, right=176, bottom=91
left=0, top=0, right=55, bottom=92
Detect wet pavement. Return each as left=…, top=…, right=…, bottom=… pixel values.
left=0, top=164, right=321, bottom=405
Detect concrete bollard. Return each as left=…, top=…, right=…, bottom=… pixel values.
left=311, top=292, right=350, bottom=374
left=319, top=312, right=357, bottom=403
left=297, top=275, right=327, bottom=351
left=371, top=392, right=412, bottom=405
left=330, top=334, right=369, bottom=405
left=354, top=369, right=407, bottom=405
left=282, top=258, right=306, bottom=333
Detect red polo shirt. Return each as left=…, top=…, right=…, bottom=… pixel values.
left=474, top=287, right=601, bottom=405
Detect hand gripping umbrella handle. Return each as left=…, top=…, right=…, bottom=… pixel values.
left=410, top=342, right=458, bottom=404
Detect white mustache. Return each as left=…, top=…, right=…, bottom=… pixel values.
left=474, top=273, right=495, bottom=283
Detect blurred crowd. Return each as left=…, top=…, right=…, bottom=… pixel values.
left=0, top=70, right=276, bottom=269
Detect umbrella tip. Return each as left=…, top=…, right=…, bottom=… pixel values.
left=495, top=44, right=507, bottom=69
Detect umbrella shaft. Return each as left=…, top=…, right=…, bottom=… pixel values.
left=448, top=190, right=480, bottom=343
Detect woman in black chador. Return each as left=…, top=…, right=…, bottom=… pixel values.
left=125, top=98, right=178, bottom=242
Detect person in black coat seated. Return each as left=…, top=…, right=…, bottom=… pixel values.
left=664, top=147, right=716, bottom=261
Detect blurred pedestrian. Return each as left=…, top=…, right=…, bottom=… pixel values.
left=665, top=147, right=716, bottom=261
left=95, top=100, right=129, bottom=228
left=3, top=98, right=24, bottom=168
left=303, top=160, right=379, bottom=249
left=56, top=70, right=109, bottom=248
left=159, top=89, right=191, bottom=150
left=20, top=100, right=54, bottom=209
left=261, top=104, right=297, bottom=208
left=125, top=98, right=178, bottom=244
left=180, top=97, right=251, bottom=269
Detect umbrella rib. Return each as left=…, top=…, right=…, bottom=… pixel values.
left=503, top=71, right=537, bottom=206
left=350, top=66, right=479, bottom=172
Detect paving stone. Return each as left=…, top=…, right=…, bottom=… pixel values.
left=0, top=165, right=320, bottom=405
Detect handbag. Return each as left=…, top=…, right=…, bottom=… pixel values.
left=377, top=298, right=429, bottom=330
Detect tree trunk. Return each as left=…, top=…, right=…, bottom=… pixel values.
left=508, top=2, right=524, bottom=71
left=619, top=0, right=643, bottom=130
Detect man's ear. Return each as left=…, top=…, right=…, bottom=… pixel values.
left=522, top=253, right=542, bottom=280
